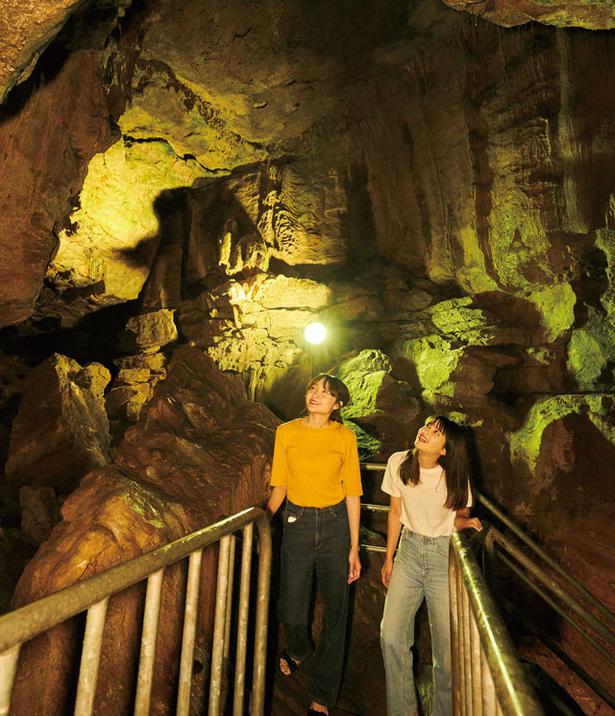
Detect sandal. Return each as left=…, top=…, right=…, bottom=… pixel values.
left=277, top=650, right=301, bottom=677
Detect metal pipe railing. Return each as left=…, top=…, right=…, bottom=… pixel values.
left=477, top=493, right=615, bottom=629
left=493, top=538, right=615, bottom=664
left=360, top=462, right=615, bottom=708
left=134, top=568, right=164, bottom=716
left=449, top=531, right=544, bottom=715
left=0, top=506, right=271, bottom=716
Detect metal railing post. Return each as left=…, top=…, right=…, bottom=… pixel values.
left=134, top=568, right=165, bottom=716
left=177, top=549, right=204, bottom=716
left=233, top=523, right=254, bottom=716
left=251, top=513, right=272, bottom=716
left=449, top=553, right=461, bottom=716
left=224, top=535, right=237, bottom=661
left=0, top=645, right=20, bottom=716
left=74, top=597, right=109, bottom=716
left=208, top=536, right=232, bottom=716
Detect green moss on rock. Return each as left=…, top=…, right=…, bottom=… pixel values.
left=510, top=394, right=615, bottom=472
left=455, top=226, right=499, bottom=294
left=335, top=349, right=392, bottom=419
left=529, top=282, right=576, bottom=341
left=398, top=335, right=460, bottom=397
left=566, top=308, right=615, bottom=389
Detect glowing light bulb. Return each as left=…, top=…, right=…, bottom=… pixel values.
left=304, top=321, right=326, bottom=345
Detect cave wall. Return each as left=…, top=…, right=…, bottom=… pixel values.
left=0, top=1, right=614, bottom=713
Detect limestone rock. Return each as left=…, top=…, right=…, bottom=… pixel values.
left=390, top=298, right=524, bottom=405
left=330, top=349, right=421, bottom=459
left=122, top=310, right=178, bottom=354
left=118, top=59, right=267, bottom=171
left=0, top=0, right=84, bottom=103
left=19, top=486, right=61, bottom=546
left=442, top=0, right=615, bottom=30
left=45, top=141, right=204, bottom=322
left=5, top=354, right=111, bottom=492
left=106, top=345, right=169, bottom=425
left=10, top=347, right=278, bottom=716
left=504, top=400, right=615, bottom=695
left=350, top=23, right=615, bottom=341
left=0, top=50, right=117, bottom=329
left=180, top=274, right=332, bottom=397
left=105, top=383, right=151, bottom=423
left=135, top=0, right=441, bottom=144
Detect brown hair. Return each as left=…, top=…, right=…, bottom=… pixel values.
left=399, top=415, right=470, bottom=510
left=306, top=373, right=351, bottom=424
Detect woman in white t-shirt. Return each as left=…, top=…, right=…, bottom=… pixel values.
left=380, top=416, right=482, bottom=716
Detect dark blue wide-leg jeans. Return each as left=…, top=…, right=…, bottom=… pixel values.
left=278, top=499, right=350, bottom=708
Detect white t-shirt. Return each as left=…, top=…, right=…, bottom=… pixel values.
left=381, top=451, right=473, bottom=537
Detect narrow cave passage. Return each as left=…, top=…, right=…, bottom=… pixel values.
left=0, top=1, right=614, bottom=714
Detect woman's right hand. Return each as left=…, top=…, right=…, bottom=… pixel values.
left=381, top=557, right=394, bottom=588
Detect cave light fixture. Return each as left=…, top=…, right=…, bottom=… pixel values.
left=304, top=321, right=327, bottom=345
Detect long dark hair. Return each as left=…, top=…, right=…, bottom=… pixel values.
left=399, top=415, right=470, bottom=510
left=306, top=373, right=351, bottom=424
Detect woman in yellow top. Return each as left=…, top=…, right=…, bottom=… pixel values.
left=266, top=373, right=363, bottom=716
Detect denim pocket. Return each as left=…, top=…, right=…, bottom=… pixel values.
left=435, top=536, right=451, bottom=558
left=284, top=505, right=304, bottom=524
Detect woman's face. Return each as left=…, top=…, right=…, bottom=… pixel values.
left=414, top=420, right=447, bottom=458
left=305, top=378, right=340, bottom=417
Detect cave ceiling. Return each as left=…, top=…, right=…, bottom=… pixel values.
left=1, top=7, right=615, bottom=683
left=0, top=0, right=614, bottom=401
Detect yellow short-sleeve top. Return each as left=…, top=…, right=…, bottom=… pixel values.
left=270, top=419, right=363, bottom=507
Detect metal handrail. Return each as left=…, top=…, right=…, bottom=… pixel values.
left=449, top=531, right=544, bottom=715
left=359, top=462, right=615, bottom=708
left=477, top=492, right=615, bottom=628
left=0, top=506, right=272, bottom=716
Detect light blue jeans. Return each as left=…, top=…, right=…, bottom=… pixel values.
left=380, top=528, right=452, bottom=716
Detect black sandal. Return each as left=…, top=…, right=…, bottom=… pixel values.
left=277, top=650, right=301, bottom=677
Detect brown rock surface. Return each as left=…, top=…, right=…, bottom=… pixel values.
left=10, top=346, right=277, bottom=716
left=121, top=309, right=178, bottom=354
left=5, top=354, right=111, bottom=492
left=0, top=0, right=84, bottom=103
left=19, top=486, right=62, bottom=546
left=442, top=0, right=615, bottom=29
left=0, top=49, right=117, bottom=328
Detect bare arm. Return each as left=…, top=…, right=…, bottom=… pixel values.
left=381, top=496, right=402, bottom=588
left=266, top=485, right=288, bottom=519
left=346, top=495, right=362, bottom=584
left=454, top=506, right=482, bottom=532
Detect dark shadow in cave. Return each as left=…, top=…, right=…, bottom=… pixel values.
left=0, top=299, right=140, bottom=368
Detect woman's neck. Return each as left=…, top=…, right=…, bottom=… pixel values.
left=302, top=413, right=332, bottom=429
left=418, top=453, right=441, bottom=470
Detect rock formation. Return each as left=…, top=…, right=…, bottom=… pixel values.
left=0, top=0, right=613, bottom=713
left=10, top=347, right=278, bottom=715
left=6, top=353, right=111, bottom=493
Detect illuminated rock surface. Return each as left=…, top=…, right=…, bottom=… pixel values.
left=5, top=354, right=111, bottom=493
left=0, top=1, right=614, bottom=713
left=10, top=347, right=277, bottom=715
left=442, top=0, right=615, bottom=29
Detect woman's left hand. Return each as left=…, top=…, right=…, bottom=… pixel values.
left=347, top=547, right=361, bottom=584
left=455, top=515, right=483, bottom=531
